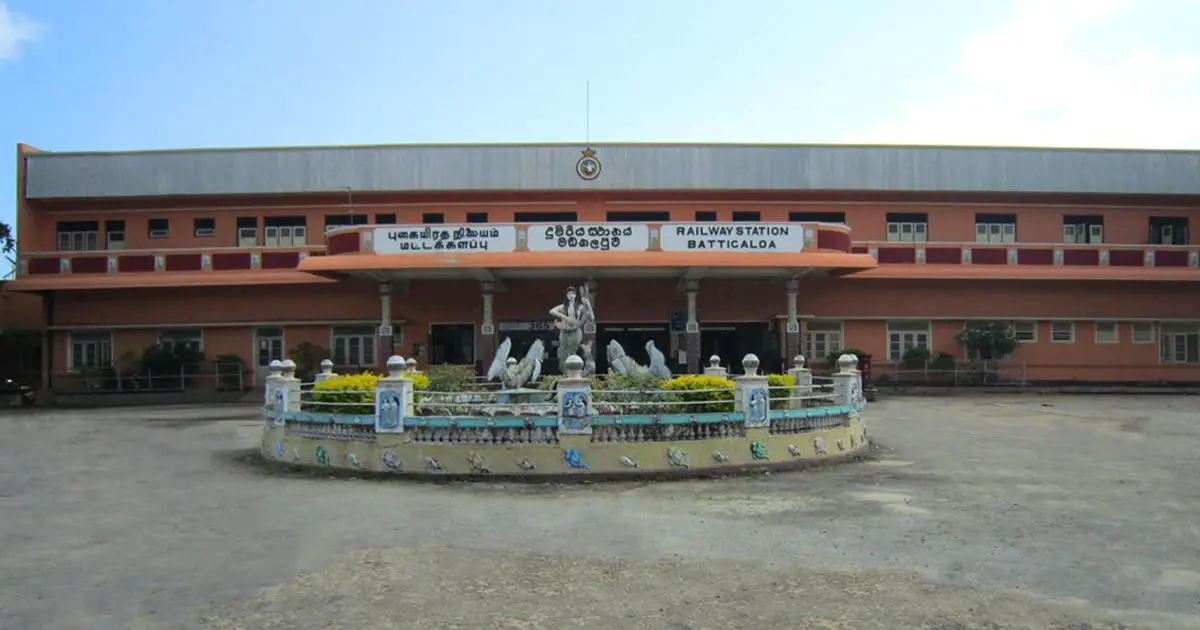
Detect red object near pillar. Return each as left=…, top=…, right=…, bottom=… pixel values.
left=857, top=354, right=873, bottom=385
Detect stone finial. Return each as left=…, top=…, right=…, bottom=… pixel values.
left=267, top=360, right=284, bottom=378
left=708, top=355, right=721, bottom=368
left=280, top=359, right=297, bottom=379
left=564, top=354, right=584, bottom=379
left=793, top=355, right=806, bottom=369
left=405, top=357, right=418, bottom=372
left=386, top=355, right=406, bottom=378
left=318, top=359, right=334, bottom=375
left=836, top=353, right=859, bottom=373
left=741, top=354, right=761, bottom=377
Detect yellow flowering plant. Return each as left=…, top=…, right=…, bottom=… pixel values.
left=307, top=372, right=429, bottom=415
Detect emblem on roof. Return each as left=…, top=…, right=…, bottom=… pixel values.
left=576, top=148, right=601, bottom=181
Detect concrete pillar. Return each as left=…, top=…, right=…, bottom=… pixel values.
left=734, top=354, right=769, bottom=430
left=479, top=282, right=496, bottom=373
left=785, top=279, right=800, bottom=370
left=374, top=356, right=413, bottom=434
left=684, top=280, right=700, bottom=374
left=787, top=355, right=812, bottom=410
left=378, top=282, right=393, bottom=367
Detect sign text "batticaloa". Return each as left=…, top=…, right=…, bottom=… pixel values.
left=659, top=223, right=803, bottom=253
left=374, top=226, right=518, bottom=254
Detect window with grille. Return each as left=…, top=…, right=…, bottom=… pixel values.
left=804, top=321, right=842, bottom=362
left=1094, top=322, right=1118, bottom=344
left=332, top=326, right=377, bottom=368
left=1012, top=321, right=1037, bottom=343
left=57, top=221, right=100, bottom=252
left=1050, top=322, right=1075, bottom=343
left=1159, top=324, right=1199, bottom=364
left=69, top=332, right=113, bottom=371
left=887, top=321, right=930, bottom=361
left=1130, top=323, right=1155, bottom=344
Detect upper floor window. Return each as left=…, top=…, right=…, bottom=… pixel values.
left=105, top=220, right=125, bottom=250
left=324, top=214, right=367, bottom=232
left=194, top=217, right=216, bottom=238
left=732, top=211, right=761, bottom=222
left=514, top=212, right=578, bottom=223
left=57, top=221, right=100, bottom=252
left=886, top=212, right=928, bottom=243
left=236, top=217, right=258, bottom=247
left=466, top=212, right=488, bottom=224
left=694, top=211, right=718, bottom=222
left=789, top=211, right=846, bottom=224
left=375, top=213, right=397, bottom=225
left=607, top=211, right=669, bottom=222
left=1063, top=215, right=1103, bottom=244
left=975, top=213, right=1016, bottom=244
left=422, top=213, right=445, bottom=224
left=148, top=218, right=170, bottom=239
left=265, top=216, right=308, bottom=248
left=1149, top=216, right=1189, bottom=245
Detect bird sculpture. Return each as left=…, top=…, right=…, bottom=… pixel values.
left=486, top=338, right=546, bottom=390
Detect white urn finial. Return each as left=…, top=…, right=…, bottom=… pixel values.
left=268, top=360, right=283, bottom=378
left=793, top=355, right=806, bottom=369
left=386, top=355, right=406, bottom=378
left=318, top=359, right=334, bottom=375
left=836, top=353, right=859, bottom=373
left=564, top=354, right=584, bottom=379
left=708, top=355, right=721, bottom=368
left=280, top=359, right=296, bottom=379
left=405, top=357, right=418, bottom=372
left=741, top=354, right=760, bottom=377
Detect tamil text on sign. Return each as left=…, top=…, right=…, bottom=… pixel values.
left=374, top=226, right=518, bottom=254
left=527, top=223, right=650, bottom=252
left=659, top=223, right=803, bottom=253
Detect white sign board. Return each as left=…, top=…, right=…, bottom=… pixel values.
left=374, top=226, right=517, bottom=254
left=660, top=223, right=804, bottom=253
left=527, top=223, right=650, bottom=252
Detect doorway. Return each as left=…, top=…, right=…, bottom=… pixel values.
left=254, top=327, right=285, bottom=386
left=700, top=322, right=770, bottom=373
left=596, top=323, right=671, bottom=374
left=429, top=323, right=476, bottom=366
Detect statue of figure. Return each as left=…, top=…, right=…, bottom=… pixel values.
left=578, top=341, right=597, bottom=377
left=645, top=340, right=672, bottom=380
left=606, top=340, right=650, bottom=378
left=549, top=285, right=594, bottom=373
left=486, top=338, right=546, bottom=390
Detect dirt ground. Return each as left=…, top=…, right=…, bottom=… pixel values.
left=0, top=395, right=1197, bottom=629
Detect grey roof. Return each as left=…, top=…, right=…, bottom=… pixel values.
left=21, top=142, right=1200, bottom=199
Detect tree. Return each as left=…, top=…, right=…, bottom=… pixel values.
left=1, top=221, right=14, bottom=278
left=956, top=321, right=1019, bottom=361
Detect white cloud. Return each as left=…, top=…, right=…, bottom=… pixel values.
left=0, top=2, right=44, bottom=62
left=850, top=0, right=1200, bottom=149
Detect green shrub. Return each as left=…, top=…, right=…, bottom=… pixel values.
left=591, top=372, right=669, bottom=414
left=825, top=348, right=868, bottom=369
left=659, top=374, right=734, bottom=413
left=767, top=373, right=794, bottom=409
left=426, top=364, right=477, bottom=392
left=306, top=372, right=428, bottom=415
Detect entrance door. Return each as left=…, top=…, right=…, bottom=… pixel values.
left=596, top=323, right=671, bottom=374
left=429, top=324, right=476, bottom=366
left=255, top=327, right=285, bottom=386
left=700, top=323, right=770, bottom=374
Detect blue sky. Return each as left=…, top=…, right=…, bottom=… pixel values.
left=2, top=0, right=1200, bottom=246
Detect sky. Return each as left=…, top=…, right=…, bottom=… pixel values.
left=2, top=0, right=1200, bottom=250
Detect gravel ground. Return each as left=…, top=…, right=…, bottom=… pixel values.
left=0, top=396, right=1197, bottom=629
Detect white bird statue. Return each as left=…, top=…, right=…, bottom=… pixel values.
left=645, top=340, right=672, bottom=380
left=486, top=337, right=546, bottom=390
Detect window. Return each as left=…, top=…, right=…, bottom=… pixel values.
left=69, top=331, right=112, bottom=371
left=1094, top=322, right=1118, bottom=344
left=1050, top=322, right=1075, bottom=343
left=1012, top=321, right=1037, bottom=343
left=148, top=218, right=170, bottom=239
left=887, top=321, right=930, bottom=361
left=256, top=327, right=284, bottom=367
left=465, top=212, right=487, bottom=224
left=732, top=211, right=761, bottom=222
left=56, top=221, right=100, bottom=252
left=157, top=328, right=203, bottom=352
left=1149, top=217, right=1189, bottom=245
left=789, top=211, right=846, bottom=224
left=194, top=217, right=216, bottom=237
left=1062, top=215, right=1104, bottom=244
left=324, top=214, right=367, bottom=231
left=332, top=326, right=377, bottom=368
left=975, top=213, right=1016, bottom=244
left=237, top=217, right=258, bottom=247
left=1160, top=324, right=1199, bottom=364
left=514, top=212, right=578, bottom=223
left=606, top=211, right=670, bottom=222
left=375, top=213, right=397, bottom=224
left=1130, top=322, right=1155, bottom=344
left=422, top=213, right=445, bottom=224
left=886, top=212, right=928, bottom=243
left=694, top=211, right=718, bottom=222
left=265, top=216, right=308, bottom=247
left=105, top=220, right=126, bottom=250
left=804, top=321, right=842, bottom=362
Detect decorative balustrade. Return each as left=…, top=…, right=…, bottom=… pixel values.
left=853, top=240, right=1200, bottom=269
left=20, top=244, right=324, bottom=276
left=259, top=351, right=869, bottom=477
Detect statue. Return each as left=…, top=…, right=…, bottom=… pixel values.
left=606, top=339, right=673, bottom=379
left=578, top=341, right=597, bottom=377
left=549, top=285, right=594, bottom=374
left=486, top=338, right=546, bottom=390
